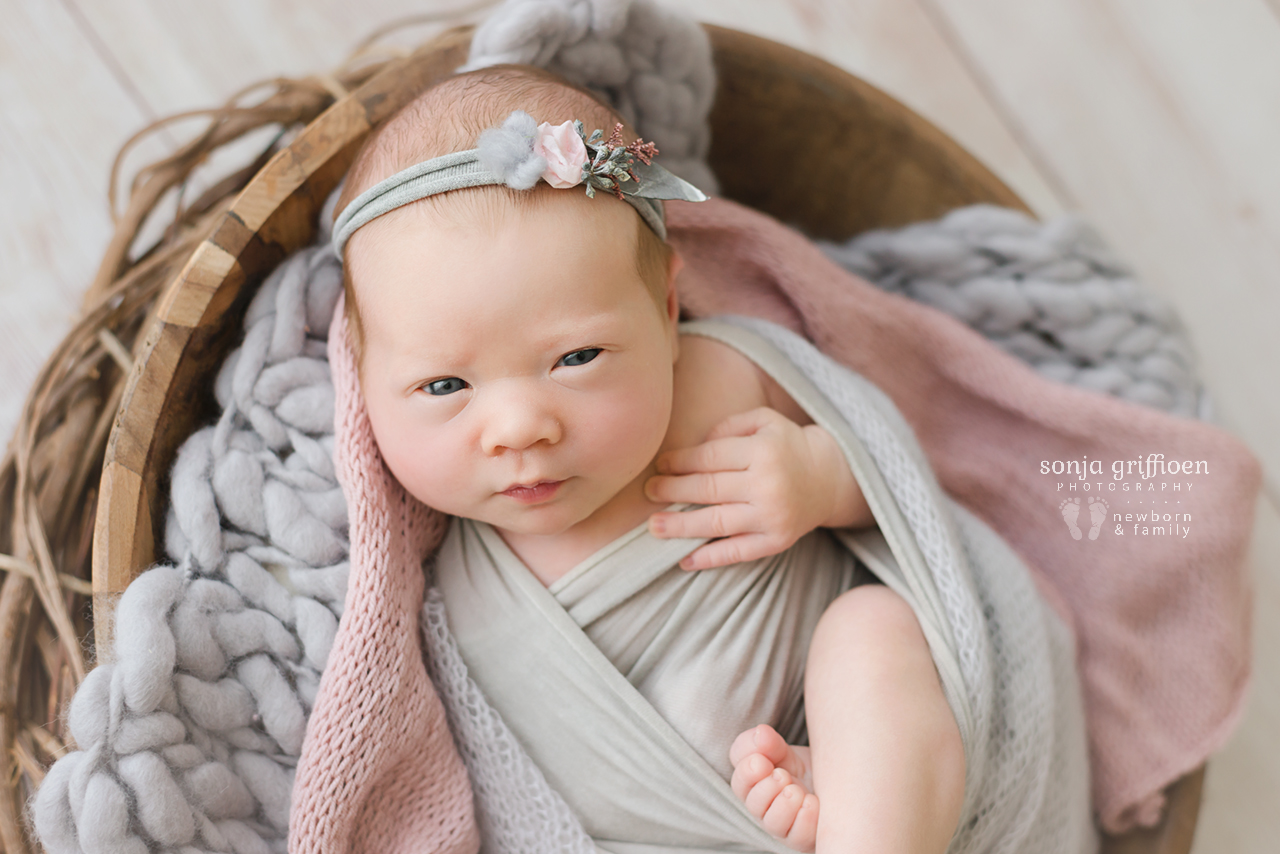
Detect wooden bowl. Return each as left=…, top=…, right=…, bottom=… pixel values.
left=91, top=24, right=1201, bottom=854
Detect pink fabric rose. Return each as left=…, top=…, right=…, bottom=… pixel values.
left=533, top=120, right=588, bottom=188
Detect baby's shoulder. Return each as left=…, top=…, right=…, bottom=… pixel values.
left=667, top=333, right=810, bottom=449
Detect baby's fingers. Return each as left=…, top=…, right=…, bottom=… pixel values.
left=680, top=533, right=776, bottom=570
left=649, top=504, right=754, bottom=542
left=645, top=470, right=750, bottom=506
left=656, top=436, right=753, bottom=475
left=706, top=406, right=788, bottom=441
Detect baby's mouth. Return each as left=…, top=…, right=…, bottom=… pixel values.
left=499, top=480, right=564, bottom=504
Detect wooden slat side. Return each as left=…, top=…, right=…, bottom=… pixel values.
left=156, top=241, right=240, bottom=330
left=704, top=25, right=1027, bottom=241
left=92, top=460, right=143, bottom=661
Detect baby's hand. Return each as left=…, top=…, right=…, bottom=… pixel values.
left=645, top=407, right=868, bottom=570
left=730, top=725, right=819, bottom=852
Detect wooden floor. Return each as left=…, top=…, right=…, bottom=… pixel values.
left=3, top=1, right=1278, bottom=849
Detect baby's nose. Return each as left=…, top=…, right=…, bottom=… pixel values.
left=479, top=383, right=562, bottom=454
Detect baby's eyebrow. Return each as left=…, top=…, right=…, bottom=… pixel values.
left=384, top=308, right=629, bottom=378
left=553, top=308, right=633, bottom=336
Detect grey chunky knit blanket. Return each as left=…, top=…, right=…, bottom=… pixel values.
left=33, top=1, right=1203, bottom=852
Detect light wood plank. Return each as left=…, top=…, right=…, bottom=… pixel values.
left=920, top=0, right=1280, bottom=495
left=918, top=1, right=1280, bottom=850
left=1106, top=0, right=1280, bottom=245
left=0, top=0, right=164, bottom=445
left=71, top=0, right=497, bottom=113
left=67, top=1, right=502, bottom=212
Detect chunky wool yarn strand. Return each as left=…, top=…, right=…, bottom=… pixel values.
left=821, top=206, right=1205, bottom=419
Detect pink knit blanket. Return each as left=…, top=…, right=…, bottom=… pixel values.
left=292, top=196, right=1260, bottom=852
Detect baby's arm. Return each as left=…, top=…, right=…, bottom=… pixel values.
left=645, top=403, right=871, bottom=570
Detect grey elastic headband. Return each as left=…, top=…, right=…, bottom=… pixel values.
left=332, top=110, right=708, bottom=258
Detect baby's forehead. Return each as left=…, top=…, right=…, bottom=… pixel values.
left=353, top=190, right=644, bottom=295
left=363, top=263, right=655, bottom=366
left=344, top=72, right=622, bottom=202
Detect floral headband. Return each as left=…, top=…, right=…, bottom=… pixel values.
left=332, top=110, right=708, bottom=257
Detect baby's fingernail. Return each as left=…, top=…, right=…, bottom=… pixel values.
left=680, top=556, right=697, bottom=570
left=650, top=516, right=665, bottom=535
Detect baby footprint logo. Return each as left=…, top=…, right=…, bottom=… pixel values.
left=1059, top=497, right=1083, bottom=540
left=1087, top=497, right=1109, bottom=540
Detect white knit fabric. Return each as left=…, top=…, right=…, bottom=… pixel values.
left=33, top=1, right=1199, bottom=851
left=422, top=590, right=599, bottom=854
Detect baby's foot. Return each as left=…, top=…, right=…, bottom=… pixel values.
left=1088, top=497, right=1109, bottom=540
left=729, top=724, right=819, bottom=852
left=1059, top=497, right=1082, bottom=539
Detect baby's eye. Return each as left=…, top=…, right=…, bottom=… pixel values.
left=422, top=377, right=470, bottom=396
left=556, top=348, right=602, bottom=368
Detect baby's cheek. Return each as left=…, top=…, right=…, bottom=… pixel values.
left=389, top=447, right=470, bottom=513
left=587, top=384, right=670, bottom=469
left=367, top=409, right=464, bottom=511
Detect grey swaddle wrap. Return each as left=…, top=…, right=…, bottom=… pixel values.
left=426, top=318, right=1096, bottom=854
left=435, top=516, right=861, bottom=853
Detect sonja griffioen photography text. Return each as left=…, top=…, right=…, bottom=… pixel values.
left=1042, top=454, right=1206, bottom=540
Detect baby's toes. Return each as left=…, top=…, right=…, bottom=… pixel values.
left=731, top=752, right=775, bottom=801
left=744, top=768, right=793, bottom=820
left=749, top=724, right=793, bottom=769
left=785, top=793, right=819, bottom=852
left=731, top=724, right=786, bottom=768
left=761, top=783, right=810, bottom=844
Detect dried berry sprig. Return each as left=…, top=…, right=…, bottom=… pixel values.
left=575, top=120, right=661, bottom=200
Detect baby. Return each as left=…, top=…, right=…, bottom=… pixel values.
left=335, top=65, right=963, bottom=854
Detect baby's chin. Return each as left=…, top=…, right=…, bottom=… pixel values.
left=420, top=490, right=583, bottom=535
left=474, top=503, right=595, bottom=538
left=424, top=477, right=635, bottom=538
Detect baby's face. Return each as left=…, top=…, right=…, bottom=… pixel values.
left=353, top=191, right=677, bottom=538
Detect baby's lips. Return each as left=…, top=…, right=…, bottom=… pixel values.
left=497, top=479, right=566, bottom=504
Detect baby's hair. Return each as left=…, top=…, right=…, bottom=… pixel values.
left=337, top=65, right=674, bottom=363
